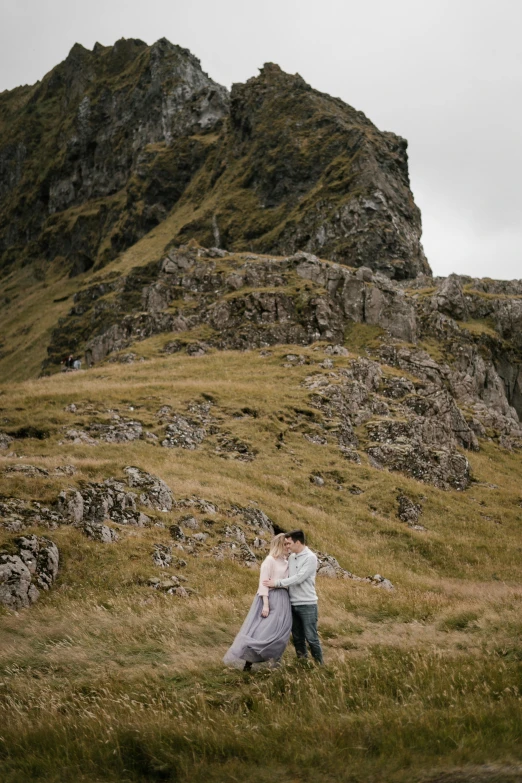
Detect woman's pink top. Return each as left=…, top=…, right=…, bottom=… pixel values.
left=257, top=555, right=288, bottom=597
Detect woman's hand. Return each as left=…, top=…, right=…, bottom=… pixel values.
left=261, top=598, right=269, bottom=618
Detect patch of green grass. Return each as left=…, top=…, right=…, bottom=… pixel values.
left=344, top=322, right=385, bottom=352
left=438, top=611, right=480, bottom=632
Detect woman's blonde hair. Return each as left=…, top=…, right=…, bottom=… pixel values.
left=269, top=532, right=287, bottom=559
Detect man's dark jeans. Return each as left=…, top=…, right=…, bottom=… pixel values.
left=291, top=603, right=323, bottom=663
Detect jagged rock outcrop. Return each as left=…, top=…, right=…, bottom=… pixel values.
left=304, top=358, right=475, bottom=490
left=44, top=247, right=418, bottom=369
left=0, top=432, right=13, bottom=450
left=41, top=245, right=522, bottom=489
left=0, top=38, right=229, bottom=274
left=0, top=38, right=427, bottom=279
left=174, top=64, right=430, bottom=278
left=1, top=467, right=173, bottom=535
left=83, top=521, right=119, bottom=543
left=0, top=535, right=59, bottom=610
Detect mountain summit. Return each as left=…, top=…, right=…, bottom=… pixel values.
left=0, top=37, right=429, bottom=279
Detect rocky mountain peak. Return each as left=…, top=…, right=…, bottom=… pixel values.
left=254, top=62, right=308, bottom=88
left=214, top=64, right=430, bottom=278
left=1, top=39, right=428, bottom=279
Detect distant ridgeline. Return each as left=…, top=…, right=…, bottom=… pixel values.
left=0, top=37, right=430, bottom=280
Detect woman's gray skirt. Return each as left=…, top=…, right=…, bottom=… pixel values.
left=224, top=589, right=292, bottom=666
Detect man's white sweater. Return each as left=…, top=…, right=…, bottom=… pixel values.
left=275, top=546, right=318, bottom=605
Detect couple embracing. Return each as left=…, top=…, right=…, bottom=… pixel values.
left=224, top=530, right=324, bottom=669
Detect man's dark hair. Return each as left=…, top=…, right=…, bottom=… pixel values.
left=285, top=529, right=305, bottom=545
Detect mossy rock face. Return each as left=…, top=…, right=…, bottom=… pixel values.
left=0, top=38, right=229, bottom=276
left=1, top=40, right=429, bottom=281
left=174, top=63, right=430, bottom=279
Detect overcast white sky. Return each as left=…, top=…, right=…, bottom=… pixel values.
left=1, top=0, right=521, bottom=280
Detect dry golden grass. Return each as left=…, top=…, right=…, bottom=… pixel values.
left=456, top=319, right=499, bottom=338
left=0, top=263, right=81, bottom=381
left=0, top=347, right=521, bottom=782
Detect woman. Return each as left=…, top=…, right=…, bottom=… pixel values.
left=224, top=533, right=292, bottom=670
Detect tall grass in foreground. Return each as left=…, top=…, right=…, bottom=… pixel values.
left=1, top=649, right=521, bottom=783
left=1, top=348, right=522, bottom=781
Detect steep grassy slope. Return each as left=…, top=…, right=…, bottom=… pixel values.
left=1, top=347, right=521, bottom=782
left=0, top=213, right=189, bottom=382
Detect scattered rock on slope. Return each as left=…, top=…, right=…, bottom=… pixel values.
left=0, top=432, right=13, bottom=450
left=83, top=522, right=119, bottom=543
left=0, top=535, right=59, bottom=610
left=123, top=466, right=174, bottom=511
left=1, top=468, right=174, bottom=535
left=161, top=414, right=207, bottom=449
left=396, top=493, right=425, bottom=530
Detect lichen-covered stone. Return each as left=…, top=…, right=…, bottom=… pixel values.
left=0, top=536, right=59, bottom=610
left=123, top=466, right=173, bottom=511
left=0, top=432, right=13, bottom=450
left=397, top=494, right=425, bottom=530
left=83, top=522, right=118, bottom=543
left=161, top=415, right=206, bottom=450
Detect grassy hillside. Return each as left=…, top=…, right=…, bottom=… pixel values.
left=1, top=346, right=521, bottom=782
left=0, top=213, right=189, bottom=382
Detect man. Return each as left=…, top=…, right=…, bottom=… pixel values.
left=263, top=529, right=323, bottom=664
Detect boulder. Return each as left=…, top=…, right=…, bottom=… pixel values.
left=230, top=506, right=275, bottom=533
left=214, top=432, right=256, bottom=461
left=87, top=416, right=143, bottom=443
left=0, top=432, right=14, bottom=449
left=169, top=524, right=185, bottom=541
left=83, top=522, right=118, bottom=543
left=161, top=415, right=206, bottom=449
left=56, top=489, right=84, bottom=524
left=224, top=525, right=246, bottom=543
left=123, top=466, right=174, bottom=511
left=397, top=493, right=425, bottom=529
left=0, top=536, right=59, bottom=610
left=431, top=274, right=470, bottom=320
left=152, top=543, right=173, bottom=567
left=316, top=552, right=353, bottom=578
